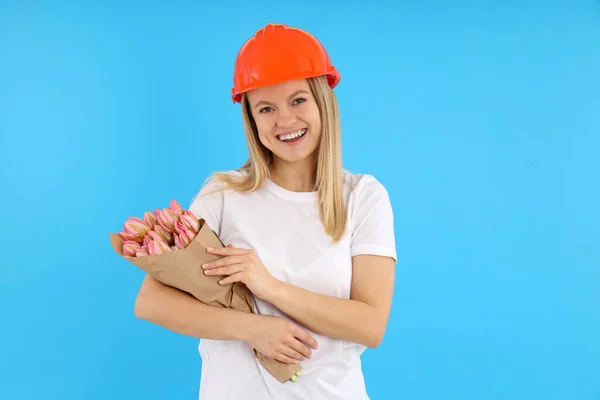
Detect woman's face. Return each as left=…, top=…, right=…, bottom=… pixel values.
left=246, top=78, right=322, bottom=165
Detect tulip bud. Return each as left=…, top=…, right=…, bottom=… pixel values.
left=154, top=224, right=174, bottom=244
left=180, top=213, right=200, bottom=234
left=123, top=216, right=151, bottom=239
left=122, top=240, right=141, bottom=256
left=184, top=226, right=197, bottom=242
left=173, top=233, right=184, bottom=249
left=170, top=200, right=183, bottom=215
left=157, top=208, right=179, bottom=232
left=135, top=248, right=149, bottom=257
left=118, top=229, right=139, bottom=242
left=174, top=220, right=185, bottom=235
left=156, top=239, right=172, bottom=254
left=144, top=211, right=157, bottom=227
left=149, top=236, right=171, bottom=255
left=179, top=231, right=193, bottom=247
left=174, top=231, right=192, bottom=249
left=146, top=230, right=164, bottom=242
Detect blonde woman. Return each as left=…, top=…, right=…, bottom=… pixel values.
left=134, top=23, right=397, bottom=400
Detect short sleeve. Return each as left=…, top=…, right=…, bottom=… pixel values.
left=350, top=176, right=397, bottom=263
left=188, top=176, right=225, bottom=236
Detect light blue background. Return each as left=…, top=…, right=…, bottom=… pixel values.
left=1, top=1, right=598, bottom=399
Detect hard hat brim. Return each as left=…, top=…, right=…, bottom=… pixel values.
left=231, top=68, right=341, bottom=104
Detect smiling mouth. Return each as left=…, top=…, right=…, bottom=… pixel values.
left=277, top=129, right=307, bottom=142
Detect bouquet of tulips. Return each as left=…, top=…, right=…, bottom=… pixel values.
left=109, top=200, right=302, bottom=383
left=118, top=201, right=200, bottom=257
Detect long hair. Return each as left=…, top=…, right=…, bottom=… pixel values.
left=204, top=75, right=347, bottom=242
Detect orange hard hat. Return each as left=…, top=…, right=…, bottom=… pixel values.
left=231, top=23, right=341, bottom=103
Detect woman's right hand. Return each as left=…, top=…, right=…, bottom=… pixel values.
left=245, top=315, right=319, bottom=364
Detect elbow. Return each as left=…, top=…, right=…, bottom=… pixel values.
left=133, top=277, right=158, bottom=320
left=363, top=321, right=387, bottom=348
left=133, top=275, right=164, bottom=320
left=365, top=332, right=385, bottom=349
left=134, top=292, right=150, bottom=320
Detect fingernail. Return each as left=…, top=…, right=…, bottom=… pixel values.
left=201, top=263, right=208, bottom=269
left=206, top=247, right=213, bottom=252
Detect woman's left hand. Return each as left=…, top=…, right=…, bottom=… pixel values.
left=203, top=244, right=279, bottom=300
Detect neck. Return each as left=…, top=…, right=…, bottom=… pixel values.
left=270, top=157, right=316, bottom=193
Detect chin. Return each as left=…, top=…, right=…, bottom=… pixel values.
left=279, top=155, right=311, bottom=164
left=275, top=145, right=319, bottom=164
left=275, top=149, right=318, bottom=164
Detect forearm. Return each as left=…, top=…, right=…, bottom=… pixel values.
left=134, top=275, right=255, bottom=341
left=265, top=280, right=387, bottom=348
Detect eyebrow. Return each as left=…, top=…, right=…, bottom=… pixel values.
left=253, top=89, right=310, bottom=110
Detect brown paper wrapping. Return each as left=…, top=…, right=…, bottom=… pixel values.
left=109, top=218, right=301, bottom=383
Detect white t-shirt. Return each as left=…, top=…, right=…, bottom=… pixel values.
left=188, top=168, right=397, bottom=400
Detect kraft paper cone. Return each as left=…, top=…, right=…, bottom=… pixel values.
left=109, top=218, right=301, bottom=383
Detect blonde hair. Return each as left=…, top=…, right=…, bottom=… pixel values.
left=204, top=75, right=347, bottom=242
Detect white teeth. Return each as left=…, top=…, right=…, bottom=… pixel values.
left=278, top=129, right=306, bottom=141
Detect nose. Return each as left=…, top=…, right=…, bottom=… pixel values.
left=275, top=106, right=297, bottom=128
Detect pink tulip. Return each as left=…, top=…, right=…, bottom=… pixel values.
left=155, top=239, right=172, bottom=254
left=180, top=231, right=193, bottom=248
left=176, top=220, right=196, bottom=239
left=173, top=233, right=184, bottom=249
left=174, top=220, right=186, bottom=235
left=180, top=213, right=200, bottom=234
left=157, top=208, right=179, bottom=232
left=118, top=229, right=139, bottom=242
left=144, top=211, right=157, bottom=227
left=146, top=230, right=164, bottom=242
left=148, top=236, right=171, bottom=255
left=170, top=200, right=183, bottom=215
left=174, top=230, right=193, bottom=249
left=123, top=216, right=151, bottom=239
left=154, top=224, right=174, bottom=244
left=136, top=248, right=149, bottom=257
left=122, top=240, right=141, bottom=256
left=184, top=225, right=197, bottom=242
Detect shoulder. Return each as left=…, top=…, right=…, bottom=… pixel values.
left=342, top=169, right=395, bottom=224
left=342, top=169, right=396, bottom=260
left=342, top=169, right=391, bottom=202
left=188, top=169, right=249, bottom=233
left=196, top=168, right=249, bottom=194
left=189, top=168, right=247, bottom=209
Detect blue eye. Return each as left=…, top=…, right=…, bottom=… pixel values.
left=293, top=98, right=306, bottom=105
left=259, top=107, right=273, bottom=113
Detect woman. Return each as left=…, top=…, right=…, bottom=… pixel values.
left=133, top=23, right=397, bottom=399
